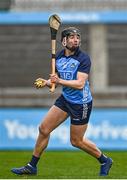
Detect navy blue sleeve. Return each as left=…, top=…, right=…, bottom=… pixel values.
left=77, top=54, right=91, bottom=74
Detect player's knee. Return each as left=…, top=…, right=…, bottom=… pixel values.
left=70, top=137, right=82, bottom=148
left=38, top=125, right=50, bottom=137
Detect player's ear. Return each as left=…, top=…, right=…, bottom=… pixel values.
left=62, top=37, right=67, bottom=47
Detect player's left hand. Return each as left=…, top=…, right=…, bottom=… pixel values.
left=34, top=78, right=47, bottom=89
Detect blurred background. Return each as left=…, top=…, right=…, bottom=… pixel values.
left=0, top=0, right=127, bottom=150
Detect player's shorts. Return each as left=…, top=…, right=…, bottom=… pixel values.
left=54, top=94, right=92, bottom=125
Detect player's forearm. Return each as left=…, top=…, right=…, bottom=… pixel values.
left=58, top=78, right=85, bottom=89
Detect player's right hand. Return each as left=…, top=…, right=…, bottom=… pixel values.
left=34, top=78, right=47, bottom=89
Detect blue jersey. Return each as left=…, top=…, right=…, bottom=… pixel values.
left=56, top=48, right=92, bottom=104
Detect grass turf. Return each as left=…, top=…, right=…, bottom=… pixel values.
left=0, top=150, right=126, bottom=179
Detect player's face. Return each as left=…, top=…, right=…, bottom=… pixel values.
left=66, top=33, right=81, bottom=49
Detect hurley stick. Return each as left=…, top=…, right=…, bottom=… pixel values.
left=49, top=14, right=61, bottom=92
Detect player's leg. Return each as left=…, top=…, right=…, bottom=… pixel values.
left=11, top=105, right=68, bottom=175
left=33, top=105, right=68, bottom=157
left=70, top=124, right=113, bottom=176
left=69, top=100, right=112, bottom=176
left=70, top=123, right=102, bottom=157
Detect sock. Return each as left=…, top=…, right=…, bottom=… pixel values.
left=29, top=155, right=40, bottom=167
left=97, top=154, right=108, bottom=164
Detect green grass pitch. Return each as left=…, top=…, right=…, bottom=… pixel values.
left=0, top=150, right=127, bottom=179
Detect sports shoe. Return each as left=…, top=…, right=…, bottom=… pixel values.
left=99, top=158, right=113, bottom=176
left=11, top=163, right=37, bottom=175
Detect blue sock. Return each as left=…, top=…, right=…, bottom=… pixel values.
left=29, top=155, right=40, bottom=167
left=97, top=154, right=108, bottom=164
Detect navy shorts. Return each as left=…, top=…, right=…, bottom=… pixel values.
left=54, top=95, right=92, bottom=125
